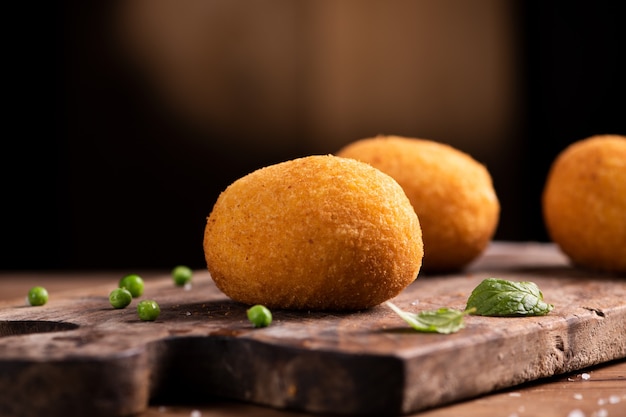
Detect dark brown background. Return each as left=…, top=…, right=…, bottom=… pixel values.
left=4, top=0, right=625, bottom=271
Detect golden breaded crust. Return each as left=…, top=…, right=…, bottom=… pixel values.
left=542, top=134, right=626, bottom=273
left=336, top=135, right=500, bottom=272
left=203, top=155, right=423, bottom=310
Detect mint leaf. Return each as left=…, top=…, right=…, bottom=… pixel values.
left=466, top=278, right=554, bottom=316
left=386, top=302, right=468, bottom=334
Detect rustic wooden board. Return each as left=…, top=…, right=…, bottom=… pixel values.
left=1, top=243, right=625, bottom=417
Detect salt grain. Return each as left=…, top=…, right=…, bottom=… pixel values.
left=592, top=409, right=608, bottom=417
left=608, top=395, right=620, bottom=404
left=598, top=398, right=607, bottom=406
left=568, top=409, right=585, bottom=417
left=184, top=283, right=192, bottom=291
left=581, top=373, right=591, bottom=380
left=190, top=410, right=201, bottom=417
left=185, top=311, right=192, bottom=316
left=573, top=393, right=583, bottom=400
left=509, top=392, right=522, bottom=397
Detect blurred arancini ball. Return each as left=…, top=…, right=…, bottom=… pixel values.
left=336, top=135, right=500, bottom=272
left=542, top=134, right=626, bottom=273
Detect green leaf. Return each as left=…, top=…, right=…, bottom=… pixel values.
left=386, top=302, right=468, bottom=334
left=465, top=278, right=554, bottom=316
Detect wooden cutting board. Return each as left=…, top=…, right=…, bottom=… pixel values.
left=1, top=243, right=625, bottom=417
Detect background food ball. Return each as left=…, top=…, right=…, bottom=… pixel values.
left=203, top=155, right=423, bottom=310
left=336, top=135, right=500, bottom=272
left=542, top=135, right=626, bottom=273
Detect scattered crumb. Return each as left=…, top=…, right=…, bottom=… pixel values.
left=568, top=377, right=576, bottom=382
left=581, top=373, right=591, bottom=380
left=190, top=410, right=201, bottom=417
left=509, top=392, right=522, bottom=397
left=567, top=409, right=585, bottom=417
left=185, top=311, right=192, bottom=316
left=498, top=353, right=504, bottom=360
left=574, top=393, right=583, bottom=400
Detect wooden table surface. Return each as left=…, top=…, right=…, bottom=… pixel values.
left=1, top=243, right=625, bottom=417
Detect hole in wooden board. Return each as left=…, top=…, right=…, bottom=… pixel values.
left=0, top=320, right=79, bottom=337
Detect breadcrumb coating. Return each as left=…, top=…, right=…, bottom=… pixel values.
left=204, top=155, right=424, bottom=310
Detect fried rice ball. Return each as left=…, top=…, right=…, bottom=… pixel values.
left=336, top=135, right=500, bottom=272
left=542, top=134, right=626, bottom=273
left=203, top=155, right=424, bottom=310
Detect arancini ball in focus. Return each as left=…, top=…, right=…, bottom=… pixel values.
left=336, top=135, right=500, bottom=272
left=203, top=155, right=424, bottom=310
left=542, top=134, right=626, bottom=273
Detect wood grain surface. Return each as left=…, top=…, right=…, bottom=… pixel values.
left=1, top=243, right=625, bottom=417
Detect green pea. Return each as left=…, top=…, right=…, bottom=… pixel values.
left=172, top=265, right=193, bottom=286
left=119, top=274, right=144, bottom=298
left=109, top=288, right=132, bottom=309
left=137, top=300, right=160, bottom=321
left=247, top=304, right=272, bottom=328
left=27, top=286, right=49, bottom=306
